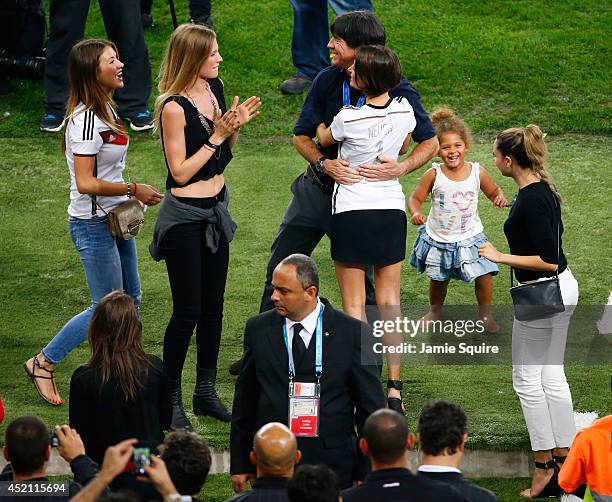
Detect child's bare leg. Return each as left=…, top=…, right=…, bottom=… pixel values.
left=425, top=279, right=449, bottom=321
left=475, top=274, right=500, bottom=333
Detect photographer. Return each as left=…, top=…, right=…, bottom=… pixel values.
left=70, top=439, right=194, bottom=502
left=1, top=417, right=99, bottom=500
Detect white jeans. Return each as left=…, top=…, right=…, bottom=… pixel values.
left=512, top=268, right=579, bottom=451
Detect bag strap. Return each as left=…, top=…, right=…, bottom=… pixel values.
left=91, top=155, right=98, bottom=216
left=510, top=187, right=560, bottom=287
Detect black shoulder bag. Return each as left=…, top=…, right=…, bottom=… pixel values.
left=509, top=195, right=565, bottom=321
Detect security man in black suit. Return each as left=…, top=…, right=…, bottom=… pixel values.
left=341, top=409, right=467, bottom=502
left=230, top=254, right=385, bottom=492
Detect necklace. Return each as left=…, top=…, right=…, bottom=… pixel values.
left=186, top=82, right=220, bottom=134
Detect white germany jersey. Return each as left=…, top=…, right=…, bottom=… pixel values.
left=65, top=105, right=129, bottom=218
left=330, top=96, right=416, bottom=214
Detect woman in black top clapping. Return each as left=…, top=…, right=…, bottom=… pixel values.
left=478, top=125, right=578, bottom=499
left=151, top=24, right=261, bottom=430
left=69, top=291, right=171, bottom=466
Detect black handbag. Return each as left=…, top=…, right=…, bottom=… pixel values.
left=509, top=197, right=565, bottom=321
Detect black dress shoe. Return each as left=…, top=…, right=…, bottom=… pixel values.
left=279, top=75, right=312, bottom=95
left=228, top=356, right=243, bottom=376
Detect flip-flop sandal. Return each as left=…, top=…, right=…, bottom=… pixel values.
left=23, top=355, right=63, bottom=406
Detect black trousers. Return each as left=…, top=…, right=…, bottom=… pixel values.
left=259, top=171, right=376, bottom=312
left=162, top=215, right=229, bottom=380
left=44, top=0, right=152, bottom=117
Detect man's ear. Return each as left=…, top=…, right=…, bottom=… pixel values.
left=44, top=445, right=51, bottom=462
left=459, top=432, right=468, bottom=452
left=306, top=285, right=318, bottom=301
left=359, top=438, right=369, bottom=456
left=295, top=449, right=302, bottom=465
left=249, top=451, right=257, bottom=467
left=407, top=432, right=416, bottom=450
left=3, top=447, right=9, bottom=462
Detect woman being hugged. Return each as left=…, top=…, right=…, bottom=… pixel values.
left=69, top=291, right=171, bottom=467
left=408, top=108, right=506, bottom=332
left=151, top=24, right=260, bottom=429
left=316, top=46, right=415, bottom=414
left=24, top=39, right=163, bottom=406
left=479, top=126, right=578, bottom=498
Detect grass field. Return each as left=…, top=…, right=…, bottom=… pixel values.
left=0, top=1, right=611, bottom=499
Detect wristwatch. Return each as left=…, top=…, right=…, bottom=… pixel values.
left=314, top=156, right=327, bottom=173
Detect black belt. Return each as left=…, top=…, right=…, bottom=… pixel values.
left=306, top=165, right=333, bottom=195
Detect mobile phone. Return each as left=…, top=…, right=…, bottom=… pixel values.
left=132, top=443, right=151, bottom=476
left=48, top=427, right=59, bottom=448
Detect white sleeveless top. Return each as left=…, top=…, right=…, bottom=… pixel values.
left=425, top=162, right=483, bottom=243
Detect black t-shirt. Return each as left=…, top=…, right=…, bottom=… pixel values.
left=293, top=65, right=435, bottom=187
left=161, top=78, right=233, bottom=190
left=503, top=181, right=567, bottom=282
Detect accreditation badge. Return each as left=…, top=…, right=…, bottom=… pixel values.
left=288, top=381, right=320, bottom=437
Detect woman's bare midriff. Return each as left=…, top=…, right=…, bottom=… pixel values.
left=171, top=173, right=225, bottom=198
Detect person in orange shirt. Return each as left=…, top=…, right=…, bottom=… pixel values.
left=558, top=415, right=612, bottom=500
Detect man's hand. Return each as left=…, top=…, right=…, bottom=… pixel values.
left=358, top=155, right=406, bottom=181
left=56, top=425, right=85, bottom=463
left=99, top=438, right=137, bottom=484
left=323, top=158, right=361, bottom=185
left=143, top=455, right=177, bottom=498
left=231, top=474, right=253, bottom=493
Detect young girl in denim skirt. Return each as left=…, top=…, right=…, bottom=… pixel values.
left=408, top=108, right=506, bottom=332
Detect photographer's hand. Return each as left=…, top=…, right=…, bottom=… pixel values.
left=143, top=455, right=178, bottom=498
left=56, top=425, right=86, bottom=463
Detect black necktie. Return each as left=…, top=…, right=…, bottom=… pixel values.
left=291, top=323, right=306, bottom=366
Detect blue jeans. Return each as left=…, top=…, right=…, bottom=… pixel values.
left=42, top=216, right=141, bottom=364
left=289, top=0, right=373, bottom=80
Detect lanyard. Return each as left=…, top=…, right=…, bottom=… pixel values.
left=282, top=305, right=325, bottom=379
left=343, top=80, right=365, bottom=108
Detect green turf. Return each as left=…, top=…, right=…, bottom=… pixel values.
left=0, top=0, right=610, bottom=457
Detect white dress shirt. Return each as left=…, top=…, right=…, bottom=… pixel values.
left=285, top=299, right=323, bottom=350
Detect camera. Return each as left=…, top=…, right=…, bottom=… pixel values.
left=0, top=50, right=45, bottom=80
left=132, top=443, right=151, bottom=476
left=48, top=427, right=59, bottom=448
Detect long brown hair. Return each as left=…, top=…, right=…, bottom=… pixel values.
left=154, top=23, right=217, bottom=130
left=87, top=291, right=151, bottom=400
left=65, top=39, right=122, bottom=135
left=495, top=125, right=562, bottom=203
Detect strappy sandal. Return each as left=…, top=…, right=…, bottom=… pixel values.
left=521, top=459, right=561, bottom=498
left=23, top=355, right=63, bottom=406
left=387, top=380, right=405, bottom=416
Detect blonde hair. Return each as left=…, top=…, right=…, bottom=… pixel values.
left=65, top=39, right=122, bottom=136
left=495, top=125, right=561, bottom=203
left=154, top=24, right=217, bottom=130
left=430, top=107, right=472, bottom=149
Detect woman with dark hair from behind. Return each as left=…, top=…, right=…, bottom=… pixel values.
left=478, top=125, right=578, bottom=499
left=69, top=291, right=172, bottom=470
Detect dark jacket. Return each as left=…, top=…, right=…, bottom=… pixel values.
left=418, top=471, right=498, bottom=502
left=341, top=467, right=467, bottom=502
left=0, top=454, right=99, bottom=501
left=224, top=477, right=290, bottom=502
left=69, top=354, right=172, bottom=465
left=230, top=300, right=385, bottom=486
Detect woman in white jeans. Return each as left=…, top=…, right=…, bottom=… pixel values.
left=479, top=124, right=578, bottom=499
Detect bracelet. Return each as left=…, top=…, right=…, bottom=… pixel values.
left=133, top=183, right=137, bottom=196
left=203, top=144, right=216, bottom=153
left=205, top=139, right=221, bottom=150
left=126, top=182, right=131, bottom=198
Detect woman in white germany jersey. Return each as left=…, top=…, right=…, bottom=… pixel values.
left=317, top=45, right=415, bottom=413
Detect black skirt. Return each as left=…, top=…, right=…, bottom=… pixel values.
left=331, top=209, right=407, bottom=266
